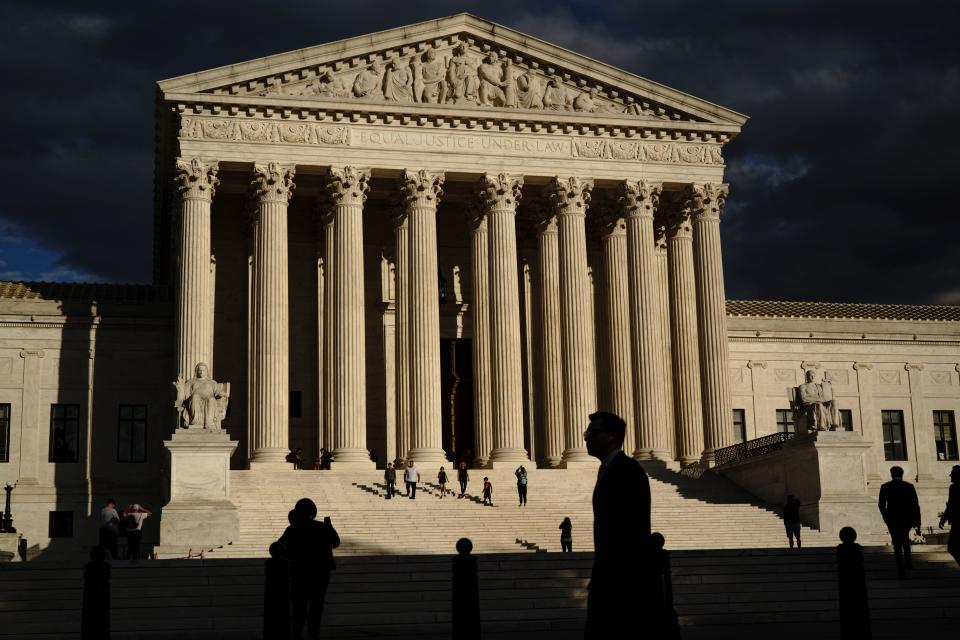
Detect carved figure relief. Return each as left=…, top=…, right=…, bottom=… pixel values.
left=411, top=47, right=446, bottom=103
left=352, top=60, right=385, bottom=98
left=383, top=58, right=414, bottom=103
left=174, top=362, right=230, bottom=430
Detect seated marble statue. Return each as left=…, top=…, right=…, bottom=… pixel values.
left=795, top=369, right=836, bottom=432
left=174, top=362, right=230, bottom=430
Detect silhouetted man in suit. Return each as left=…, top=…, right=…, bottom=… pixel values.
left=279, top=498, right=341, bottom=639
left=938, top=465, right=960, bottom=567
left=878, top=465, right=921, bottom=578
left=583, top=411, right=652, bottom=638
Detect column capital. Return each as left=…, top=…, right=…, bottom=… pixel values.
left=618, top=179, right=661, bottom=220
left=479, top=173, right=523, bottom=211
left=686, top=182, right=729, bottom=222
left=525, top=196, right=557, bottom=235
left=853, top=362, right=874, bottom=371
left=746, top=360, right=767, bottom=370
left=401, top=169, right=444, bottom=208
left=251, top=162, right=296, bottom=205
left=905, top=362, right=925, bottom=371
left=175, top=157, right=219, bottom=202
left=546, top=176, right=593, bottom=217
left=465, top=198, right=486, bottom=233
left=590, top=194, right=626, bottom=238
left=327, top=166, right=371, bottom=207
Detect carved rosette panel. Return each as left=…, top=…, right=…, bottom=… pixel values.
left=175, top=157, right=220, bottom=201
left=401, top=169, right=445, bottom=209
left=618, top=179, right=661, bottom=221
left=688, top=183, right=729, bottom=222
left=479, top=173, right=523, bottom=212
left=547, top=176, right=593, bottom=218
left=573, top=140, right=723, bottom=165
left=327, top=166, right=371, bottom=207
left=252, top=162, right=296, bottom=205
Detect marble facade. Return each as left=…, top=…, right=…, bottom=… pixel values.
left=0, top=15, right=958, bottom=554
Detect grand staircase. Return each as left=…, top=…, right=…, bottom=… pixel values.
left=194, top=463, right=863, bottom=560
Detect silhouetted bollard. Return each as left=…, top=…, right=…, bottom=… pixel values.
left=452, top=537, right=481, bottom=640
left=80, top=546, right=110, bottom=640
left=837, top=527, right=872, bottom=640
left=264, top=541, right=291, bottom=640
left=650, top=533, right=682, bottom=639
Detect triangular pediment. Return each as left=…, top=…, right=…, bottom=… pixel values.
left=158, top=13, right=746, bottom=128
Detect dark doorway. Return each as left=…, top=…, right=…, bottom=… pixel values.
left=441, top=339, right=474, bottom=462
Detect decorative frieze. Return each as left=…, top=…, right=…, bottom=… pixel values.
left=573, top=139, right=722, bottom=165
left=180, top=116, right=349, bottom=146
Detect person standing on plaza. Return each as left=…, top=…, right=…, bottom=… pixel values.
left=583, top=411, right=653, bottom=637
left=384, top=462, right=397, bottom=499
left=279, top=498, right=340, bottom=640
left=438, top=466, right=449, bottom=498
left=123, top=503, right=152, bottom=560
left=405, top=461, right=421, bottom=499
left=878, top=465, right=922, bottom=578
left=482, top=477, right=493, bottom=506
left=784, top=495, right=802, bottom=549
left=98, top=498, right=120, bottom=560
left=938, top=465, right=960, bottom=566
left=457, top=462, right=469, bottom=498
left=515, top=465, right=528, bottom=506
left=559, top=517, right=573, bottom=552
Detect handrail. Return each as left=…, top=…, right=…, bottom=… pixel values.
left=715, top=432, right=795, bottom=467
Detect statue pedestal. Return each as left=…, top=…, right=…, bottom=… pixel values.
left=718, top=431, right=885, bottom=540
left=157, top=429, right=239, bottom=557
left=0, top=532, right=22, bottom=562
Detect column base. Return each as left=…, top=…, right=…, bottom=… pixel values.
left=489, top=448, right=529, bottom=466
left=633, top=448, right=655, bottom=460
left=249, top=447, right=290, bottom=467
left=405, top=447, right=448, bottom=467
left=700, top=448, right=718, bottom=467
left=540, top=456, right=563, bottom=469
left=472, top=456, right=491, bottom=469
left=332, top=448, right=375, bottom=468
left=330, top=459, right=376, bottom=471
left=560, top=447, right=598, bottom=469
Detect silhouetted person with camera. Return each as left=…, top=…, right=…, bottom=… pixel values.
left=264, top=541, right=291, bottom=640
left=81, top=546, right=110, bottom=640
left=784, top=494, right=802, bottom=548
left=452, top=537, right=480, bottom=640
left=939, top=465, right=960, bottom=567
left=837, top=527, right=871, bottom=640
left=279, top=498, right=341, bottom=640
left=877, top=465, right=921, bottom=578
left=583, top=411, right=652, bottom=638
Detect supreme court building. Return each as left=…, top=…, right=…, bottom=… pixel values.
left=1, top=14, right=958, bottom=555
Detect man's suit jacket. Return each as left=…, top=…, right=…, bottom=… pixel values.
left=591, top=450, right=652, bottom=591
left=878, top=479, right=921, bottom=529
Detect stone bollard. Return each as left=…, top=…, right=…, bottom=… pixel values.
left=80, top=546, right=110, bottom=640
left=263, top=541, right=291, bottom=640
left=837, top=526, right=872, bottom=640
left=452, top=537, right=481, bottom=640
left=650, top=533, right=682, bottom=639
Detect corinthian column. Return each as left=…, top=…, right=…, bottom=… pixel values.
left=174, top=158, right=219, bottom=381
left=620, top=180, right=671, bottom=459
left=666, top=195, right=704, bottom=465
left=548, top=177, right=597, bottom=467
left=653, top=217, right=676, bottom=458
left=468, top=202, right=493, bottom=468
left=327, top=167, right=374, bottom=468
left=249, top=162, right=295, bottom=467
left=533, top=201, right=564, bottom=468
left=479, top=173, right=528, bottom=466
left=392, top=204, right=411, bottom=466
left=691, top=183, right=734, bottom=464
left=402, top=169, right=447, bottom=466
left=597, top=197, right=636, bottom=456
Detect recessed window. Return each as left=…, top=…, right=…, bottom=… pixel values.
left=118, top=405, right=147, bottom=463
left=732, top=409, right=746, bottom=443
left=48, top=511, right=73, bottom=538
left=290, top=391, right=302, bottom=418
left=0, top=404, right=10, bottom=463
left=933, top=410, right=958, bottom=461
left=881, top=410, right=907, bottom=461
left=776, top=409, right=795, bottom=434
left=840, top=409, right=853, bottom=432
left=49, top=404, right=80, bottom=463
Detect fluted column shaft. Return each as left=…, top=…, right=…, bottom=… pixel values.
left=691, top=184, right=734, bottom=464
left=394, top=210, right=412, bottom=465
left=469, top=206, right=494, bottom=468
left=327, top=167, right=373, bottom=467
left=535, top=211, right=564, bottom=467
left=174, top=158, right=219, bottom=381
left=549, top=177, right=597, bottom=467
left=654, top=220, right=676, bottom=458
left=617, top=182, right=664, bottom=459
left=667, top=201, right=704, bottom=465
left=599, top=206, right=636, bottom=456
left=249, top=162, right=295, bottom=466
left=481, top=174, right=528, bottom=465
left=322, top=213, right=335, bottom=453
left=402, top=169, right=446, bottom=465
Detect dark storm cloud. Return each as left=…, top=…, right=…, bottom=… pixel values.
left=1, top=0, right=958, bottom=302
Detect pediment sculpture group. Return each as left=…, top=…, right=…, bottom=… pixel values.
left=273, top=40, right=651, bottom=117
left=789, top=370, right=841, bottom=432
left=174, top=362, right=231, bottom=430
